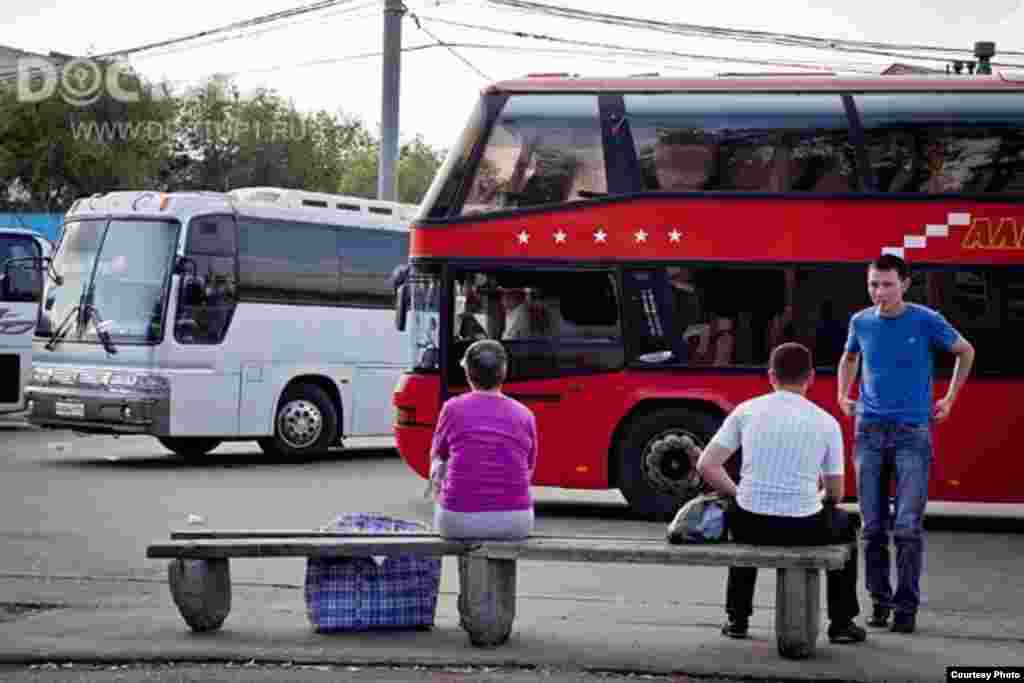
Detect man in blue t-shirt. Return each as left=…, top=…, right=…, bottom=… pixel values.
left=837, top=254, right=975, bottom=635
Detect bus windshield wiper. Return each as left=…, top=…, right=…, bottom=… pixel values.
left=44, top=304, right=80, bottom=351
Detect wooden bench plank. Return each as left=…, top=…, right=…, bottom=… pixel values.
left=474, top=538, right=849, bottom=570
left=153, top=534, right=848, bottom=570
left=147, top=537, right=476, bottom=560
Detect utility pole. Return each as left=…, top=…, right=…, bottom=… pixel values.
left=378, top=0, right=405, bottom=201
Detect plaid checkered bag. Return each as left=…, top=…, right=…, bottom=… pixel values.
left=304, top=513, right=441, bottom=632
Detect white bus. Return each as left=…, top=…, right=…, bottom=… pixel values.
left=0, top=228, right=50, bottom=415
left=25, top=189, right=411, bottom=458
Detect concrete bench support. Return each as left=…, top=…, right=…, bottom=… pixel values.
left=457, top=555, right=517, bottom=647
left=168, top=558, right=231, bottom=633
left=774, top=567, right=820, bottom=659
left=149, top=532, right=848, bottom=660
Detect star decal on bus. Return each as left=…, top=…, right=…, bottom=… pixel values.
left=553, top=229, right=567, bottom=244
left=668, top=229, right=683, bottom=243
left=516, top=230, right=530, bottom=245
left=634, top=229, right=648, bottom=243
left=593, top=229, right=608, bottom=243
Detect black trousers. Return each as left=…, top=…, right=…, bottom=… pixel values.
left=726, top=504, right=861, bottom=624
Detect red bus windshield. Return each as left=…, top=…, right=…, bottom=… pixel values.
left=398, top=78, right=1024, bottom=519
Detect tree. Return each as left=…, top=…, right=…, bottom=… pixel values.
left=337, top=134, right=444, bottom=204
left=0, top=62, right=177, bottom=210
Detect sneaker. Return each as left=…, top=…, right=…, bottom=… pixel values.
left=828, top=621, right=867, bottom=644
left=721, top=618, right=749, bottom=639
left=891, top=612, right=916, bottom=634
left=867, top=604, right=891, bottom=628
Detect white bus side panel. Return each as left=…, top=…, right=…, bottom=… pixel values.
left=226, top=302, right=407, bottom=438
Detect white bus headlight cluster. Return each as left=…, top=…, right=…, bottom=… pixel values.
left=30, top=366, right=170, bottom=396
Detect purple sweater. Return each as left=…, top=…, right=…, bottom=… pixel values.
left=430, top=391, right=537, bottom=513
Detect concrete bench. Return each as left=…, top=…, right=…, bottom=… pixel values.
left=147, top=530, right=850, bottom=660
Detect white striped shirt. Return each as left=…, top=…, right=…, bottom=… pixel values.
left=709, top=390, right=844, bottom=517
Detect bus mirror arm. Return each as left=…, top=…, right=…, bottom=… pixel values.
left=395, top=283, right=410, bottom=332
left=174, top=256, right=198, bottom=277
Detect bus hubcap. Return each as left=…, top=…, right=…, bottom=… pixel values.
left=642, top=430, right=703, bottom=498
left=278, top=400, right=323, bottom=450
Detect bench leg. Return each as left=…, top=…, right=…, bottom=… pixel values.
left=457, top=556, right=516, bottom=647
left=774, top=567, right=820, bottom=659
left=168, top=558, right=231, bottom=632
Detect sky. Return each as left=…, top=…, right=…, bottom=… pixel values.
left=5, top=0, right=1024, bottom=152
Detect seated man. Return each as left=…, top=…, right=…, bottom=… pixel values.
left=697, top=342, right=866, bottom=645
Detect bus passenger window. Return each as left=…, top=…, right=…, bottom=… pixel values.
left=651, top=133, right=719, bottom=191
left=856, top=93, right=1024, bottom=194
left=459, top=94, right=606, bottom=215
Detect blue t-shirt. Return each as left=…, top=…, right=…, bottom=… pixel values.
left=844, top=303, right=961, bottom=425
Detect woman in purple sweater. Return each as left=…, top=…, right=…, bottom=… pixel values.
left=430, top=340, right=537, bottom=539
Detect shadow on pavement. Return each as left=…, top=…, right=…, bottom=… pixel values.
left=41, top=447, right=400, bottom=471
left=534, top=500, right=634, bottom=520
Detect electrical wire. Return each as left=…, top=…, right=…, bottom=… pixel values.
left=406, top=11, right=492, bottom=80
left=479, top=0, right=1024, bottom=67
left=93, top=0, right=366, bottom=58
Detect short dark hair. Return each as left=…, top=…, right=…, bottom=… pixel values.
left=869, top=254, right=910, bottom=280
left=462, top=339, right=508, bottom=390
left=770, top=342, right=813, bottom=385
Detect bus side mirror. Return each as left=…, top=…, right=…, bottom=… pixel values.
left=395, top=283, right=410, bottom=332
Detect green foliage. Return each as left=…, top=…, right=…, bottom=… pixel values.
left=1, top=70, right=445, bottom=211
left=337, top=134, right=445, bottom=204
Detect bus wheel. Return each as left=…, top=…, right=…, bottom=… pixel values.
left=158, top=437, right=222, bottom=459
left=616, top=406, right=722, bottom=521
left=259, top=384, right=338, bottom=457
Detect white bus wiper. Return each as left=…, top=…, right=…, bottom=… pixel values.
left=44, top=304, right=80, bottom=351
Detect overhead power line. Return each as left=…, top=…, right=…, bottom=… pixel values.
left=416, top=16, right=868, bottom=73
left=482, top=0, right=1024, bottom=64
left=93, top=0, right=365, bottom=58
left=407, top=11, right=492, bottom=80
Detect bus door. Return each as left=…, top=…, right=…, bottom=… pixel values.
left=0, top=232, right=44, bottom=413
left=447, top=268, right=625, bottom=486
left=171, top=214, right=241, bottom=435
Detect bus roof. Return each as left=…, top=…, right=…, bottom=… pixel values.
left=64, top=189, right=412, bottom=232
left=487, top=73, right=1024, bottom=94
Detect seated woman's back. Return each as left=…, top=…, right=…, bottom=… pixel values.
left=431, top=340, right=537, bottom=540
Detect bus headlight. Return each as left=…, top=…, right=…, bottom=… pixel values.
left=31, top=367, right=54, bottom=385
left=107, top=372, right=170, bottom=395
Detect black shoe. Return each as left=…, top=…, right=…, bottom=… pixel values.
left=891, top=612, right=916, bottom=634
left=867, top=604, right=891, bottom=628
left=828, top=620, right=867, bottom=644
left=721, top=618, right=749, bottom=639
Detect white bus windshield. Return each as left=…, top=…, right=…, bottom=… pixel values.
left=38, top=219, right=180, bottom=346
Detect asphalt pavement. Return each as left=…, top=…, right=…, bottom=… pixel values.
left=2, top=415, right=1023, bottom=682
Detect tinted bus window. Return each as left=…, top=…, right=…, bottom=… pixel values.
left=0, top=235, right=42, bottom=303
left=459, top=95, right=607, bottom=216
left=625, top=93, right=856, bottom=193
left=855, top=93, right=1024, bottom=193
left=238, top=219, right=341, bottom=304
left=338, top=226, right=409, bottom=307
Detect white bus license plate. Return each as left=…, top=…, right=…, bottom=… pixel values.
left=55, top=401, right=85, bottom=418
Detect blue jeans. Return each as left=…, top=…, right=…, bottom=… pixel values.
left=854, top=420, right=932, bottom=616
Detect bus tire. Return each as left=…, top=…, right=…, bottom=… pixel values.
left=158, top=437, right=222, bottom=459
left=259, top=383, right=338, bottom=457
left=616, top=406, right=723, bottom=521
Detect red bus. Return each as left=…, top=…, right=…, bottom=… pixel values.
left=393, top=74, right=1024, bottom=519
